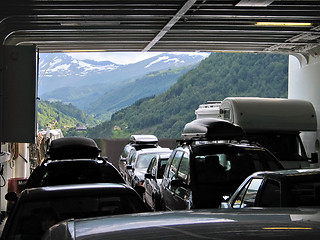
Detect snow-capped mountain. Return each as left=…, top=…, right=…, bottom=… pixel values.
left=39, top=52, right=209, bottom=119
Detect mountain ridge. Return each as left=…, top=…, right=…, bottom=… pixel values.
left=86, top=52, right=289, bottom=139
left=39, top=52, right=208, bottom=119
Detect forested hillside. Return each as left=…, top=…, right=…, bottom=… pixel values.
left=38, top=101, right=99, bottom=132
left=87, top=65, right=196, bottom=121
left=88, top=52, right=289, bottom=139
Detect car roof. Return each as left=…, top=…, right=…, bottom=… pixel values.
left=20, top=183, right=134, bottom=200
left=250, top=168, right=320, bottom=181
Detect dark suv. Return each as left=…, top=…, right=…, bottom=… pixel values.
left=160, top=118, right=284, bottom=210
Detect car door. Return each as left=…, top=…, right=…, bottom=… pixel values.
left=125, top=150, right=137, bottom=186
left=144, top=156, right=158, bottom=207
left=161, top=150, right=190, bottom=210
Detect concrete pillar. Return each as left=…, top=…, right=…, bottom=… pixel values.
left=288, top=54, right=320, bottom=166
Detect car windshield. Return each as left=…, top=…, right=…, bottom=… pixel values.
left=7, top=194, right=146, bottom=240
left=135, top=153, right=160, bottom=169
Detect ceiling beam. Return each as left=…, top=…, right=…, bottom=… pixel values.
left=142, top=0, right=197, bottom=52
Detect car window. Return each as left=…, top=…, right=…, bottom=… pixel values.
left=121, top=145, right=131, bottom=158
left=232, top=180, right=251, bottom=208
left=241, top=178, right=263, bottom=208
left=194, top=155, right=227, bottom=184
left=232, top=178, right=263, bottom=208
left=168, top=151, right=183, bottom=180
left=259, top=179, right=280, bottom=207
left=158, top=158, right=168, bottom=179
left=147, top=157, right=157, bottom=175
left=136, top=153, right=158, bottom=169
left=128, top=151, right=136, bottom=165
left=177, top=152, right=189, bottom=182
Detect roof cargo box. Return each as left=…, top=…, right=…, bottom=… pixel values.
left=129, top=135, right=158, bottom=144
left=48, top=137, right=101, bottom=160
left=220, top=97, right=317, bottom=132
left=182, top=118, right=244, bottom=140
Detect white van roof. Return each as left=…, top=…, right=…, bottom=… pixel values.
left=220, top=97, right=317, bottom=132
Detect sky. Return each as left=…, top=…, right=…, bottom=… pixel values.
left=66, top=51, right=209, bottom=65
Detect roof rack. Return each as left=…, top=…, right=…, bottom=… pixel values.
left=181, top=118, right=245, bottom=141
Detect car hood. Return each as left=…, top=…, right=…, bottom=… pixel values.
left=44, top=208, right=320, bottom=240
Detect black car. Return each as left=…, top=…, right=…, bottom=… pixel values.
left=25, top=136, right=125, bottom=188
left=160, top=118, right=284, bottom=210
left=223, top=168, right=320, bottom=208
left=119, top=135, right=160, bottom=180
left=2, top=183, right=149, bottom=240
left=143, top=153, right=172, bottom=210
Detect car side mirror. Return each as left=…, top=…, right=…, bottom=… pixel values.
left=309, top=152, right=318, bottom=164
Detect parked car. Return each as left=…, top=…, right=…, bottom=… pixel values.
left=222, top=168, right=320, bottom=209
left=124, top=147, right=172, bottom=196
left=161, top=118, right=284, bottom=210
left=1, top=183, right=149, bottom=240
left=43, top=208, right=320, bottom=240
left=119, top=135, right=160, bottom=180
left=143, top=153, right=172, bottom=210
left=25, top=136, right=124, bottom=189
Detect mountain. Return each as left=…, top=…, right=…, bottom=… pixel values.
left=38, top=100, right=99, bottom=131
left=39, top=52, right=209, bottom=116
left=86, top=52, right=289, bottom=139
left=87, top=65, right=197, bottom=120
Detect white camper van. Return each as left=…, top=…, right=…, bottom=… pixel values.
left=195, top=101, right=221, bottom=119
left=218, top=97, right=318, bottom=169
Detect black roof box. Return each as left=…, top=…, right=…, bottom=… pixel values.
left=182, top=118, right=245, bottom=140
left=48, top=137, right=101, bottom=160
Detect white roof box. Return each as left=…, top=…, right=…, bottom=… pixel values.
left=129, top=135, right=158, bottom=144
left=220, top=97, right=317, bottom=132
left=182, top=118, right=244, bottom=140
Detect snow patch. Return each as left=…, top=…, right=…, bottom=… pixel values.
left=144, top=56, right=170, bottom=68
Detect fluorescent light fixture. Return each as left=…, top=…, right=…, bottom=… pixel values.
left=256, top=22, right=312, bottom=26
left=236, top=0, right=274, bottom=7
